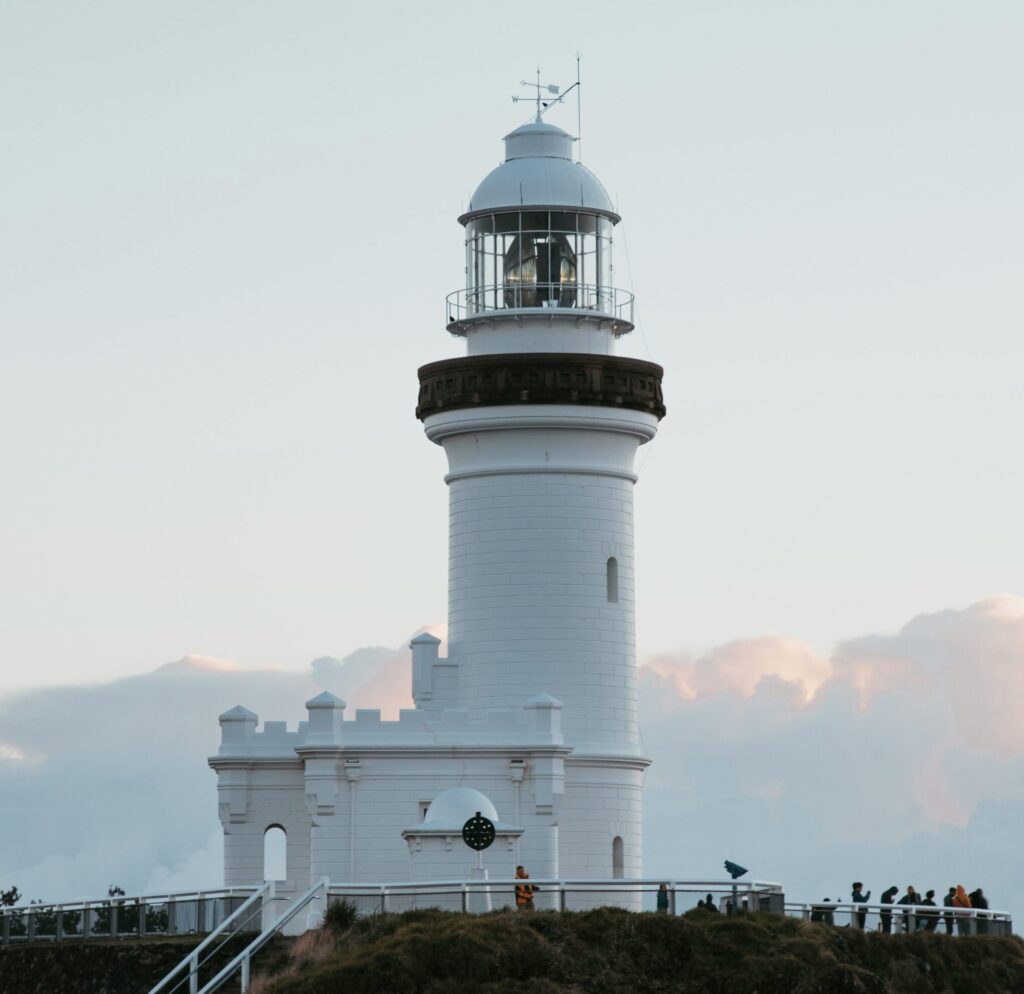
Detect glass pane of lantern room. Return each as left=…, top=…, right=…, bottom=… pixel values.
left=494, top=233, right=509, bottom=309
left=494, top=211, right=519, bottom=233
left=521, top=210, right=548, bottom=232
left=597, top=219, right=613, bottom=311
left=550, top=211, right=576, bottom=232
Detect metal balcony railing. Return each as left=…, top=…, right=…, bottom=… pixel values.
left=446, top=283, right=635, bottom=331
left=783, top=898, right=1014, bottom=937
left=0, top=886, right=261, bottom=944
left=325, top=877, right=784, bottom=916
left=1, top=879, right=1012, bottom=948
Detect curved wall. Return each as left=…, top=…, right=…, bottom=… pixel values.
left=424, top=404, right=658, bottom=756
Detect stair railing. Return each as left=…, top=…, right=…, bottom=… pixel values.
left=146, top=882, right=271, bottom=994
left=196, top=877, right=329, bottom=994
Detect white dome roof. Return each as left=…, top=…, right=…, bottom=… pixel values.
left=462, top=121, right=618, bottom=221
left=423, top=787, right=499, bottom=828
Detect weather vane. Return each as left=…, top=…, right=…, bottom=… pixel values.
left=511, top=57, right=583, bottom=155
left=512, top=68, right=563, bottom=121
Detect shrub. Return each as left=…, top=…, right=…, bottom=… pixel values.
left=322, top=899, right=358, bottom=933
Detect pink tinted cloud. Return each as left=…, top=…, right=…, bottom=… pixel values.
left=641, top=596, right=1024, bottom=759
left=645, top=636, right=830, bottom=706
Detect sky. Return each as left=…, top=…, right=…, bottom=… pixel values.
left=1, top=0, right=1022, bottom=927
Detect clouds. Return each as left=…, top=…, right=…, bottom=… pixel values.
left=645, top=595, right=1024, bottom=757
left=640, top=596, right=1024, bottom=923
left=644, top=636, right=831, bottom=706
left=0, top=602, right=1020, bottom=930
left=0, top=642, right=416, bottom=902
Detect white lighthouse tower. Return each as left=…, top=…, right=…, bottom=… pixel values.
left=210, top=106, right=665, bottom=900
left=416, top=114, right=666, bottom=879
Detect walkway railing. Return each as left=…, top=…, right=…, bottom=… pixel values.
left=784, top=899, right=1014, bottom=937
left=1, top=879, right=1011, bottom=952
left=326, top=877, right=785, bottom=916
left=146, top=882, right=270, bottom=994
left=0, top=886, right=260, bottom=945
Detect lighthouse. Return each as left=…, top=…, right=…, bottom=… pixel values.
left=416, top=114, right=666, bottom=878
left=211, top=108, right=665, bottom=899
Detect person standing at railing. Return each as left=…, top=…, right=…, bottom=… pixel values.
left=656, top=884, right=669, bottom=913
left=897, top=886, right=921, bottom=932
left=880, top=886, right=899, bottom=934
left=952, top=884, right=972, bottom=935
left=970, top=888, right=989, bottom=935
left=851, top=883, right=871, bottom=929
left=920, top=890, right=939, bottom=932
left=942, top=887, right=956, bottom=935
left=515, top=866, right=535, bottom=912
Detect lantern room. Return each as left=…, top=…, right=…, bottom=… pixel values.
left=447, top=120, right=634, bottom=336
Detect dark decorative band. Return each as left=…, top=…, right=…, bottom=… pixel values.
left=416, top=353, right=666, bottom=421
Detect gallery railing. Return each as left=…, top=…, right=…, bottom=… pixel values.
left=446, top=283, right=635, bottom=329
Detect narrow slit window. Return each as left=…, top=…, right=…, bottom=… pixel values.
left=606, top=557, right=619, bottom=603
left=263, top=825, right=287, bottom=882
left=612, top=836, right=624, bottom=879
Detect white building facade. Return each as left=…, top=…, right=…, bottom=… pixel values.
left=210, top=115, right=666, bottom=903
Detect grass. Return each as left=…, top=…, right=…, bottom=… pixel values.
left=247, top=907, right=1024, bottom=994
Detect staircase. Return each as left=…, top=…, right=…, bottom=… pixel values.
left=147, top=878, right=328, bottom=994
left=207, top=935, right=291, bottom=994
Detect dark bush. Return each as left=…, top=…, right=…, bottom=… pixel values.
left=322, top=899, right=359, bottom=933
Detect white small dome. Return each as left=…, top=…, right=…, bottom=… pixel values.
left=463, top=121, right=617, bottom=221
left=423, top=787, right=499, bottom=828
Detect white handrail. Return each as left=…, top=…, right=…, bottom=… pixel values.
left=0, top=886, right=259, bottom=918
left=327, top=876, right=782, bottom=892
left=196, top=877, right=329, bottom=994
left=785, top=898, right=1011, bottom=922
left=146, top=882, right=271, bottom=994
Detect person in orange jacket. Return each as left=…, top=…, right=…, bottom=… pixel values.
left=515, top=865, right=535, bottom=911
left=951, top=883, right=972, bottom=935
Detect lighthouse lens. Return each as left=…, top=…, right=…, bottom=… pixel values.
left=503, top=232, right=576, bottom=308
left=465, top=211, right=612, bottom=315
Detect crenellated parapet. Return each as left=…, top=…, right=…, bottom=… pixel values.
left=210, top=690, right=567, bottom=765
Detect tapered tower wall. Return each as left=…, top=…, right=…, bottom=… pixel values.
left=424, top=402, right=656, bottom=756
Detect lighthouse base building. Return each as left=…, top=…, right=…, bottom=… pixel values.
left=210, top=112, right=665, bottom=905
left=211, top=686, right=638, bottom=908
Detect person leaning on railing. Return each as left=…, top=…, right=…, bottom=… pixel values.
left=879, top=886, right=898, bottom=934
